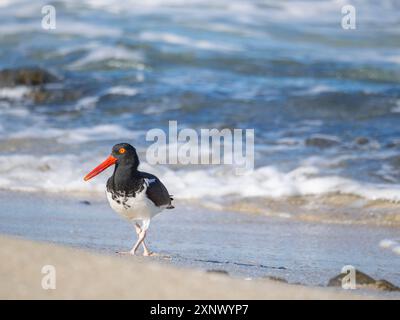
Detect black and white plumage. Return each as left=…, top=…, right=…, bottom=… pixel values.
left=84, top=143, right=174, bottom=256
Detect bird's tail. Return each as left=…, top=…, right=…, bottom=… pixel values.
left=167, top=195, right=174, bottom=209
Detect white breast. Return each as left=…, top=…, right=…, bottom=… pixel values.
left=106, top=180, right=162, bottom=222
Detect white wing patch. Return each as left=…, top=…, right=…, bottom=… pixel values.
left=144, top=178, right=157, bottom=186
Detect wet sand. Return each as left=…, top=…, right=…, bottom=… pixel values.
left=0, top=236, right=372, bottom=299
left=0, top=190, right=399, bottom=299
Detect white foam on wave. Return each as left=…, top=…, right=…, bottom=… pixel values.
left=1, top=152, right=400, bottom=204
left=380, top=239, right=400, bottom=256
left=105, top=86, right=139, bottom=96
left=70, top=86, right=139, bottom=110
left=55, top=42, right=100, bottom=56
left=139, top=32, right=239, bottom=52
left=0, top=107, right=30, bottom=117
left=74, top=96, right=99, bottom=110
left=78, top=0, right=365, bottom=24
left=302, top=85, right=337, bottom=95
left=143, top=104, right=180, bottom=115
left=0, top=0, right=13, bottom=7
left=0, top=20, right=120, bottom=38
left=380, top=239, right=397, bottom=248
left=0, top=87, right=33, bottom=118
left=2, top=0, right=399, bottom=30
left=56, top=21, right=122, bottom=38
left=385, top=55, right=400, bottom=64
left=0, top=86, right=31, bottom=101
left=69, top=45, right=144, bottom=69
left=0, top=154, right=105, bottom=193
left=82, top=0, right=215, bottom=12
left=6, top=124, right=144, bottom=144
left=391, top=100, right=400, bottom=113
left=162, top=165, right=400, bottom=201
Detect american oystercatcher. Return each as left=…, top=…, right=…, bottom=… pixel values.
left=84, top=143, right=174, bottom=256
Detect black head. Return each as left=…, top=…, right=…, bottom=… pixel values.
left=111, top=143, right=139, bottom=167
left=83, top=142, right=139, bottom=181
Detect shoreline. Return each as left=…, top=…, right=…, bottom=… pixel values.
left=0, top=235, right=375, bottom=299
left=1, top=188, right=400, bottom=228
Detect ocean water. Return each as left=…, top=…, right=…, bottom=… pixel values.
left=0, top=0, right=400, bottom=224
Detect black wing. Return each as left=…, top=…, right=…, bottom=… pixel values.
left=140, top=172, right=174, bottom=209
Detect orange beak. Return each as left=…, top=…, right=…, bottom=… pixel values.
left=84, top=155, right=117, bottom=181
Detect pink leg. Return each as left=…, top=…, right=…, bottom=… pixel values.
left=117, top=221, right=153, bottom=256
left=134, top=223, right=153, bottom=256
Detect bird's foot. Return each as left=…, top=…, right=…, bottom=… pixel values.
left=116, top=250, right=136, bottom=256
left=144, top=252, right=171, bottom=259
left=143, top=250, right=155, bottom=257
left=117, top=250, right=156, bottom=257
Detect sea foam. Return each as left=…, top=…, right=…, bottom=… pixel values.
left=6, top=124, right=145, bottom=144
left=1, top=152, right=400, bottom=204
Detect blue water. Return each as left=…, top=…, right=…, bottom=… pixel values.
left=0, top=0, right=400, bottom=207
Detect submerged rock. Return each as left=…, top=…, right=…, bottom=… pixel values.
left=0, top=67, right=86, bottom=105
left=328, top=269, right=375, bottom=286
left=263, top=276, right=288, bottom=283
left=28, top=88, right=82, bottom=104
left=328, top=269, right=400, bottom=291
left=0, top=67, right=58, bottom=87
left=206, top=269, right=229, bottom=275
left=305, top=135, right=340, bottom=148
left=386, top=140, right=400, bottom=149
left=374, top=280, right=400, bottom=292
left=355, top=137, right=369, bottom=145
left=389, top=155, right=400, bottom=169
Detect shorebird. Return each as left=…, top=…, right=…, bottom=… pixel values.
left=84, top=143, right=174, bottom=256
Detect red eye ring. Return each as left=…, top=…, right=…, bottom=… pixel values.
left=119, top=148, right=126, bottom=154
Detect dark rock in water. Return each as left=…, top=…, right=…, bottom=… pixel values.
left=263, top=276, right=288, bottom=283
left=374, top=280, right=400, bottom=292
left=328, top=269, right=375, bottom=287
left=206, top=269, right=229, bottom=275
left=80, top=200, right=91, bottom=206
left=305, top=135, right=340, bottom=148
left=328, top=269, right=399, bottom=291
left=389, top=155, right=400, bottom=169
left=28, top=88, right=82, bottom=104
left=0, top=68, right=58, bottom=87
left=355, top=137, right=369, bottom=145
left=0, top=67, right=86, bottom=105
left=386, top=140, right=400, bottom=149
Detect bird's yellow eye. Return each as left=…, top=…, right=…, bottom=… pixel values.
left=119, top=148, right=126, bottom=154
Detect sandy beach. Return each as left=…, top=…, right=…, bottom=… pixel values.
left=0, top=235, right=375, bottom=300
